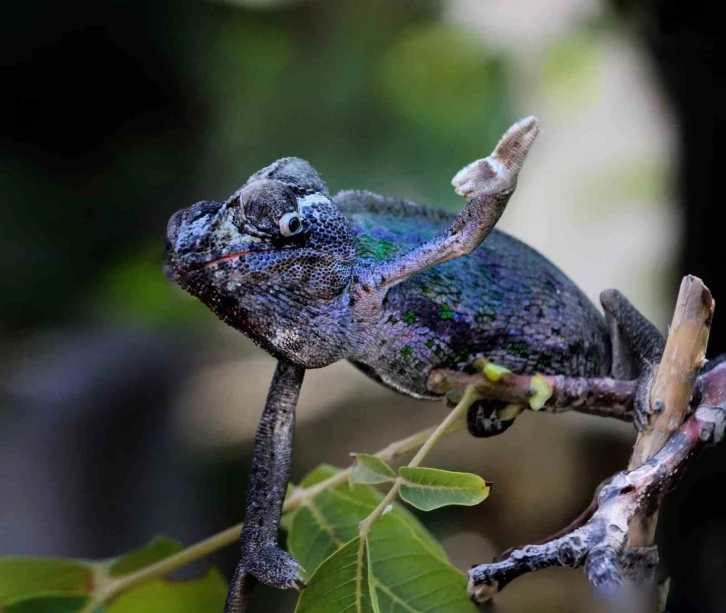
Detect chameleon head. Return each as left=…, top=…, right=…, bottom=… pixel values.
left=165, top=157, right=356, bottom=366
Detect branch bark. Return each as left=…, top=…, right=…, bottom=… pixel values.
left=626, top=275, right=713, bottom=557
left=468, top=408, right=722, bottom=603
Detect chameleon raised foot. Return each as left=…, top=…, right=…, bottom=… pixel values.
left=451, top=115, right=539, bottom=200
left=371, top=117, right=540, bottom=292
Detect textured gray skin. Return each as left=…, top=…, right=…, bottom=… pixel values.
left=225, top=361, right=305, bottom=612
left=165, top=118, right=662, bottom=611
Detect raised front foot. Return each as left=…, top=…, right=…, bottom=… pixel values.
left=371, top=117, right=539, bottom=292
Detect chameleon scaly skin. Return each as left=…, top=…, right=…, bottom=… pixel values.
left=339, top=191, right=609, bottom=397
left=225, top=361, right=305, bottom=612
left=165, top=117, right=661, bottom=611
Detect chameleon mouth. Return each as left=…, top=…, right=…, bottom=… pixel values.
left=203, top=249, right=255, bottom=267
left=174, top=248, right=257, bottom=277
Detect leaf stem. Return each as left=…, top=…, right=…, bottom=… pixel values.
left=359, top=385, right=478, bottom=536
left=83, top=527, right=240, bottom=611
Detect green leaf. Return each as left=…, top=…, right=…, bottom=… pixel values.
left=287, top=466, right=445, bottom=579
left=288, top=466, right=475, bottom=612
left=108, top=536, right=183, bottom=577
left=294, top=537, right=377, bottom=613
left=3, top=594, right=92, bottom=613
left=398, top=467, right=490, bottom=511
left=0, top=537, right=225, bottom=613
left=299, top=464, right=340, bottom=488
left=106, top=568, right=227, bottom=613
left=0, top=558, right=93, bottom=604
left=350, top=454, right=396, bottom=485
left=368, top=513, right=473, bottom=612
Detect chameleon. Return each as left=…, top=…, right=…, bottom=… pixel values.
left=165, top=117, right=663, bottom=612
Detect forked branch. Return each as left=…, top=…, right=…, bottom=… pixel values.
left=463, top=276, right=719, bottom=607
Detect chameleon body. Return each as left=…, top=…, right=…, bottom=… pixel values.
left=165, top=118, right=660, bottom=612
left=339, top=192, right=609, bottom=397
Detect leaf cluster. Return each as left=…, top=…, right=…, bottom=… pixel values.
left=1, top=459, right=488, bottom=613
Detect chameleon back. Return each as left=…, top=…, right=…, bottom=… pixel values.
left=335, top=190, right=611, bottom=399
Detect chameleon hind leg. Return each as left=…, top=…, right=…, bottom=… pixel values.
left=225, top=361, right=306, bottom=613
left=600, top=289, right=665, bottom=431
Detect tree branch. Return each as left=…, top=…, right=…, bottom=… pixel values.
left=627, top=275, right=713, bottom=560
left=466, top=275, right=720, bottom=607
left=468, top=403, right=724, bottom=603
left=429, top=367, right=635, bottom=421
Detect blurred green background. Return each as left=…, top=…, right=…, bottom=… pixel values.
left=2, top=1, right=725, bottom=612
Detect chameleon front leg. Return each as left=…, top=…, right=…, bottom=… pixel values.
left=225, top=360, right=306, bottom=613
left=371, top=116, right=539, bottom=291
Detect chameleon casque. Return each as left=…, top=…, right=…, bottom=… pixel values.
left=165, top=118, right=663, bottom=612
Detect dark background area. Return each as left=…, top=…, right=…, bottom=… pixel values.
left=1, top=1, right=724, bottom=611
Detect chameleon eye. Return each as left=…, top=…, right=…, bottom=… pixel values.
left=279, top=212, right=303, bottom=237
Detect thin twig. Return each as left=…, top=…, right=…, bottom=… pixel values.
left=359, top=385, right=478, bottom=536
